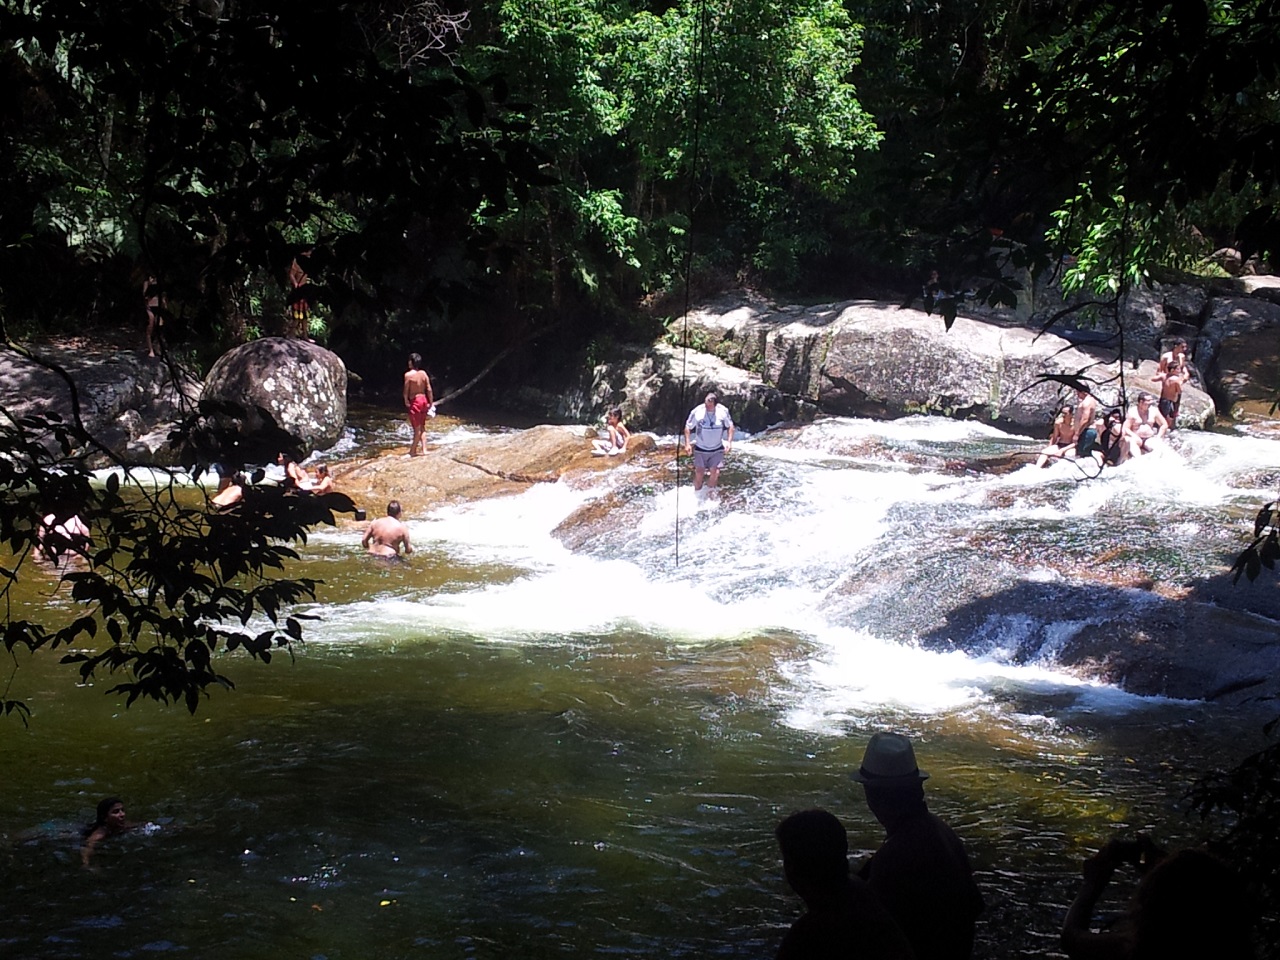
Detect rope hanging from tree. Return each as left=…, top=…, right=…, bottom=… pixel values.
left=675, top=0, right=711, bottom=568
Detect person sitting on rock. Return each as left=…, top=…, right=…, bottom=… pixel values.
left=277, top=451, right=311, bottom=491
left=1035, top=405, right=1076, bottom=468
left=1123, top=393, right=1169, bottom=458
left=311, top=463, right=334, bottom=494
left=592, top=408, right=631, bottom=456
left=211, top=473, right=246, bottom=509
left=1098, top=408, right=1128, bottom=467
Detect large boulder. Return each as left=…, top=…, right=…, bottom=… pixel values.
left=1198, top=295, right=1280, bottom=418
left=598, top=296, right=1215, bottom=434
left=201, top=338, right=347, bottom=458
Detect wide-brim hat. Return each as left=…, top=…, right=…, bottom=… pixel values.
left=850, top=732, right=930, bottom=784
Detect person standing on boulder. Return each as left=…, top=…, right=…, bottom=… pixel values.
left=403, top=353, right=434, bottom=457
left=143, top=273, right=164, bottom=358
left=683, top=391, right=734, bottom=494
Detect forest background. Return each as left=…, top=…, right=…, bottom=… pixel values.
left=4, top=1, right=1280, bottom=948
left=4, top=0, right=1280, bottom=390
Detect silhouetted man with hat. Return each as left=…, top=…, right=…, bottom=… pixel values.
left=852, top=732, right=984, bottom=960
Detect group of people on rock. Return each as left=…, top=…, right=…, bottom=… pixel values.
left=210, top=453, right=334, bottom=509
left=1035, top=340, right=1192, bottom=470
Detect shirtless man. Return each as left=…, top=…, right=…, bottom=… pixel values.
left=1071, top=386, right=1099, bottom=443
left=362, top=500, right=412, bottom=558
left=1154, top=339, right=1189, bottom=429
left=1157, top=338, right=1189, bottom=380
left=403, top=353, right=434, bottom=457
left=1123, top=392, right=1169, bottom=458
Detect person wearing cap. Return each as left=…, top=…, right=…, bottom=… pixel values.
left=683, top=391, right=734, bottom=493
left=1122, top=392, right=1168, bottom=458
left=851, top=732, right=984, bottom=960
left=774, top=808, right=915, bottom=960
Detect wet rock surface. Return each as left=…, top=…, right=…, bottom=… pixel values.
left=0, top=333, right=201, bottom=464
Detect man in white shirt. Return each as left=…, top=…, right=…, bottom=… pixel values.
left=683, top=391, right=734, bottom=492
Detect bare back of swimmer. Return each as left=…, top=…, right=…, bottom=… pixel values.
left=362, top=500, right=412, bottom=557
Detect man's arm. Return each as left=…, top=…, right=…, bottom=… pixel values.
left=424, top=373, right=434, bottom=405
left=402, top=528, right=413, bottom=555
left=402, top=373, right=412, bottom=408
left=683, top=422, right=693, bottom=452
left=1154, top=409, right=1169, bottom=437
left=725, top=419, right=734, bottom=448
left=361, top=525, right=373, bottom=549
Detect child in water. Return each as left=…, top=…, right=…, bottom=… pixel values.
left=81, top=797, right=129, bottom=866
left=591, top=408, right=631, bottom=456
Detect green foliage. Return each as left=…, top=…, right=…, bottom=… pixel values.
left=466, top=0, right=879, bottom=301
left=1230, top=501, right=1280, bottom=584
left=0, top=361, right=358, bottom=719
left=1015, top=1, right=1280, bottom=267
left=0, top=0, right=549, bottom=355
left=1050, top=190, right=1208, bottom=296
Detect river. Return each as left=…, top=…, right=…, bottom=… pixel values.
left=2, top=408, right=1276, bottom=959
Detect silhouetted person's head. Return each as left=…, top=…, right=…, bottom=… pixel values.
left=1130, top=849, right=1254, bottom=960
left=851, top=732, right=930, bottom=828
left=386, top=500, right=402, bottom=519
left=776, top=809, right=849, bottom=904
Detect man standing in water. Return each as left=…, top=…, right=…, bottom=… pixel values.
left=851, top=732, right=984, bottom=960
left=362, top=500, right=413, bottom=557
left=683, top=391, right=734, bottom=493
left=404, top=353, right=434, bottom=457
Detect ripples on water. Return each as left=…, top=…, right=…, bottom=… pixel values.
left=3, top=413, right=1276, bottom=958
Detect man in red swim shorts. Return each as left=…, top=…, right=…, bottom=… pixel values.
left=403, top=352, right=434, bottom=457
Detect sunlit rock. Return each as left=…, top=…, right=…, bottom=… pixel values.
left=201, top=337, right=347, bottom=457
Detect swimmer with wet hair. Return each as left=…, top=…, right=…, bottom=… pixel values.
left=362, top=500, right=412, bottom=557
left=81, top=796, right=129, bottom=866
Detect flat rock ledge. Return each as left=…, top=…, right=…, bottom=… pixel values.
left=331, top=424, right=656, bottom=519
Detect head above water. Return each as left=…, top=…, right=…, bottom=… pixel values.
left=386, top=500, right=402, bottom=519
left=93, top=796, right=125, bottom=829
